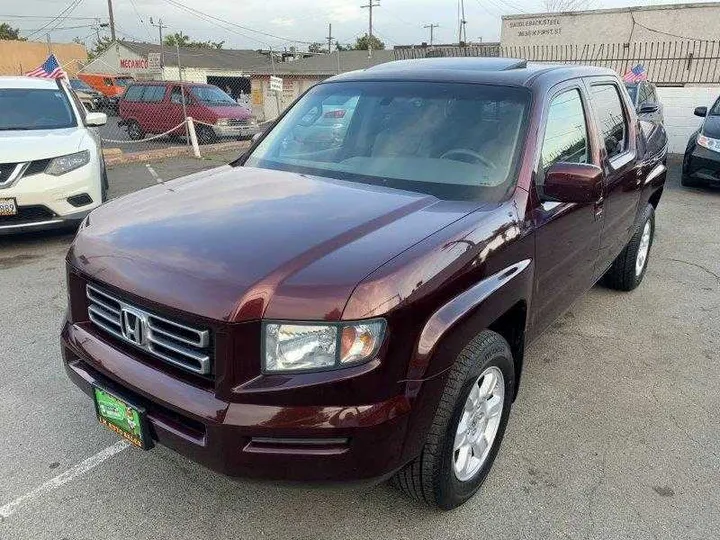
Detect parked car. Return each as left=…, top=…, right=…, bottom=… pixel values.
left=77, top=73, right=134, bottom=113
left=288, top=94, right=359, bottom=152
left=682, top=96, right=720, bottom=187
left=0, top=76, right=108, bottom=234
left=68, top=78, right=103, bottom=111
left=62, top=58, right=667, bottom=509
left=118, top=81, right=260, bottom=143
left=625, top=80, right=664, bottom=123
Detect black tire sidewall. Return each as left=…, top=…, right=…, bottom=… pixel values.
left=127, top=121, right=143, bottom=140
left=435, top=343, right=515, bottom=509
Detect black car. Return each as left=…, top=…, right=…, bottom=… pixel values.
left=625, top=81, right=663, bottom=123
left=682, top=97, right=720, bottom=187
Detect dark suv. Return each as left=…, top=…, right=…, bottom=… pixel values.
left=62, top=58, right=667, bottom=510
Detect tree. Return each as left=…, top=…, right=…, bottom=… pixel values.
left=0, top=22, right=25, bottom=41
left=308, top=42, right=325, bottom=53
left=164, top=32, right=224, bottom=49
left=354, top=33, right=385, bottom=51
left=87, top=35, right=113, bottom=60
left=543, top=0, right=593, bottom=11
left=164, top=32, right=190, bottom=47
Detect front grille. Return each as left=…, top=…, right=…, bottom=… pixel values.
left=0, top=162, right=21, bottom=186
left=86, top=284, right=213, bottom=375
left=0, top=205, right=55, bottom=225
left=227, top=118, right=252, bottom=126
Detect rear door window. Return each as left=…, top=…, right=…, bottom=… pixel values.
left=124, top=85, right=144, bottom=102
left=541, top=89, right=589, bottom=170
left=170, top=86, right=185, bottom=104
left=142, top=86, right=166, bottom=103
left=590, top=84, right=628, bottom=159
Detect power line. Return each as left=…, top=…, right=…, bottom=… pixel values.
left=25, top=0, right=82, bottom=39
left=0, top=14, right=98, bottom=20
left=160, top=0, right=317, bottom=46
left=128, top=0, right=153, bottom=41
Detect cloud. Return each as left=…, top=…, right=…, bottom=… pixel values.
left=270, top=18, right=295, bottom=27
left=324, top=0, right=364, bottom=23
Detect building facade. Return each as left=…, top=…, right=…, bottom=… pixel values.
left=0, top=40, right=87, bottom=77
left=501, top=2, right=720, bottom=47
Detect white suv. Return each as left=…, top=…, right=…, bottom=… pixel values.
left=0, top=76, right=107, bottom=234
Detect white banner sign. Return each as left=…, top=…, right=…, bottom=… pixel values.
left=147, top=52, right=162, bottom=71
left=269, top=75, right=283, bottom=93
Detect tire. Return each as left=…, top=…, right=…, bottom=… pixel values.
left=196, top=125, right=218, bottom=145
left=126, top=120, right=144, bottom=141
left=602, top=204, right=655, bottom=291
left=681, top=173, right=701, bottom=187
left=392, top=330, right=515, bottom=510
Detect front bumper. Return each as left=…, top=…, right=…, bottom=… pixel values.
left=212, top=123, right=262, bottom=138
left=62, top=321, right=411, bottom=482
left=684, top=145, right=720, bottom=184
left=0, top=161, right=102, bottom=234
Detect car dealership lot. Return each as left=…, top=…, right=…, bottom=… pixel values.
left=0, top=157, right=718, bottom=539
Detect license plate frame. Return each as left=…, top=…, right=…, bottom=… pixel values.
left=92, top=385, right=153, bottom=450
left=0, top=197, right=18, bottom=217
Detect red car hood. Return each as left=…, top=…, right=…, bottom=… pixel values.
left=68, top=166, right=474, bottom=322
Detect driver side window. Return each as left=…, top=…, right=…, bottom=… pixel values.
left=541, top=89, right=589, bottom=172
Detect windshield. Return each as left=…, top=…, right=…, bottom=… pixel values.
left=710, top=97, right=720, bottom=115
left=70, top=79, right=93, bottom=92
left=0, top=89, right=76, bottom=130
left=245, top=81, right=530, bottom=201
left=625, top=84, right=638, bottom=103
left=116, top=77, right=133, bottom=87
left=191, top=85, right=237, bottom=105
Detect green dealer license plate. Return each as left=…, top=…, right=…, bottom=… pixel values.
left=93, top=387, right=152, bottom=449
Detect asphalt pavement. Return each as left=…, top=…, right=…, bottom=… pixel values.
left=97, top=114, right=187, bottom=152
left=0, top=156, right=718, bottom=539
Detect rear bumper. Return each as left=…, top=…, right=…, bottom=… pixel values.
left=684, top=145, right=720, bottom=184
left=61, top=321, right=411, bottom=482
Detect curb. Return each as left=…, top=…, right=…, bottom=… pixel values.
left=103, top=141, right=250, bottom=166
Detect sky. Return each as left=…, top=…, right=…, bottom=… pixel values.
left=0, top=0, right=715, bottom=51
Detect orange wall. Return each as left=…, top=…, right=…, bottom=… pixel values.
left=0, top=40, right=87, bottom=77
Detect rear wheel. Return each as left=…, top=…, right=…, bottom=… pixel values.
left=392, top=330, right=515, bottom=510
left=603, top=204, right=655, bottom=291
left=126, top=120, right=144, bottom=141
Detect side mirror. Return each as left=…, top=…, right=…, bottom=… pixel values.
left=638, top=102, right=659, bottom=114
left=85, top=112, right=107, bottom=127
left=694, top=106, right=708, bottom=117
left=540, top=162, right=603, bottom=204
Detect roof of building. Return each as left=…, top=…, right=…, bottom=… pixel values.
left=118, top=41, right=274, bottom=71
left=328, top=57, right=616, bottom=87
left=247, top=49, right=396, bottom=76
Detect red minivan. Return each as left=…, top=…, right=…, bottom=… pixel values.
left=119, top=81, right=259, bottom=143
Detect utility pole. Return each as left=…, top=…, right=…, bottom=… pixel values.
left=458, top=0, right=467, bottom=45
left=150, top=17, right=168, bottom=77
left=106, top=0, right=116, bottom=41
left=361, top=1, right=380, bottom=59
left=326, top=23, right=333, bottom=53
left=46, top=33, right=52, bottom=54
left=423, top=23, right=439, bottom=46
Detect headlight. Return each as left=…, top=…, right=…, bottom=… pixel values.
left=216, top=118, right=230, bottom=126
left=45, top=150, right=90, bottom=176
left=697, top=133, right=720, bottom=152
left=263, top=320, right=385, bottom=373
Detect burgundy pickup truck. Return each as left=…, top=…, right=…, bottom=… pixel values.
left=62, top=58, right=667, bottom=510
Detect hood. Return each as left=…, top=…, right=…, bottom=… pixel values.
left=204, top=104, right=251, bottom=119
left=69, top=166, right=475, bottom=322
left=0, top=128, right=85, bottom=163
left=702, top=115, right=720, bottom=139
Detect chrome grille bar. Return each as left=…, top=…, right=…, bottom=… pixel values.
left=86, top=284, right=212, bottom=375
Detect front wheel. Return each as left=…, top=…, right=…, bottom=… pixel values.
left=196, top=125, right=218, bottom=145
left=603, top=204, right=655, bottom=291
left=392, top=330, right=515, bottom=510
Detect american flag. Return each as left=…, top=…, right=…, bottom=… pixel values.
left=622, top=64, right=647, bottom=84
left=25, top=54, right=67, bottom=79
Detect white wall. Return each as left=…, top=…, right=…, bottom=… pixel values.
left=657, top=86, right=720, bottom=154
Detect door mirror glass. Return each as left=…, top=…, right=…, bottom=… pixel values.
left=694, top=106, right=708, bottom=117
left=638, top=102, right=659, bottom=114
left=541, top=162, right=603, bottom=204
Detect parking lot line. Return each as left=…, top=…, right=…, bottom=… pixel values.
left=0, top=441, right=129, bottom=520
